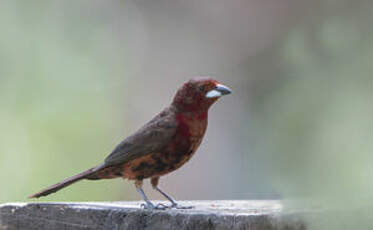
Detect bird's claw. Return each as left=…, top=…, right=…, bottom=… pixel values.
left=170, top=203, right=194, bottom=209
left=140, top=202, right=193, bottom=210
left=140, top=203, right=169, bottom=210
left=155, top=203, right=169, bottom=210
left=140, top=203, right=155, bottom=209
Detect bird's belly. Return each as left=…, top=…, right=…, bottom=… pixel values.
left=122, top=149, right=195, bottom=180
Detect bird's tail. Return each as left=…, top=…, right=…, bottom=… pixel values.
left=28, top=164, right=104, bottom=199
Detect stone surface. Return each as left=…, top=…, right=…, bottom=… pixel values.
left=0, top=200, right=306, bottom=230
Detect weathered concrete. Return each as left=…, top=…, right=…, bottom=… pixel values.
left=0, top=200, right=306, bottom=230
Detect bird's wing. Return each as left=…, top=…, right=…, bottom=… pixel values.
left=103, top=107, right=177, bottom=167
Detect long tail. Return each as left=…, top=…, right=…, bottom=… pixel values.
left=28, top=164, right=104, bottom=199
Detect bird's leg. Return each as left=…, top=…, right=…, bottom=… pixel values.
left=151, top=177, right=193, bottom=209
left=135, top=180, right=161, bottom=210
left=151, top=177, right=177, bottom=207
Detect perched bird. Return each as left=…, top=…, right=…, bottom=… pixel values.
left=29, top=77, right=231, bottom=209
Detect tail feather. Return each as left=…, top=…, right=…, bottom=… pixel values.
left=28, top=165, right=103, bottom=199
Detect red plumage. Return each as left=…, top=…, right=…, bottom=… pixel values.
left=29, top=76, right=231, bottom=209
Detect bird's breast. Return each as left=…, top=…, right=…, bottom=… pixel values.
left=165, top=112, right=208, bottom=165
left=120, top=112, right=208, bottom=180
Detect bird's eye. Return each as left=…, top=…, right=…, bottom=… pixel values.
left=199, top=85, right=207, bottom=92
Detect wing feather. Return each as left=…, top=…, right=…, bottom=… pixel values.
left=103, top=107, right=177, bottom=167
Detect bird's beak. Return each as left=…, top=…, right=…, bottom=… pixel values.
left=206, top=84, right=232, bottom=98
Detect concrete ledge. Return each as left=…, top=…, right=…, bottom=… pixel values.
left=0, top=200, right=305, bottom=230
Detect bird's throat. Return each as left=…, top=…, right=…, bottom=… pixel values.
left=175, top=111, right=208, bottom=151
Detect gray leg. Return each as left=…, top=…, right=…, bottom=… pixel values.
left=151, top=177, right=193, bottom=209
left=135, top=180, right=168, bottom=210
left=137, top=187, right=155, bottom=209
left=154, top=186, right=177, bottom=206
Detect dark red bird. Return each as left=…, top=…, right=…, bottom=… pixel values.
left=29, top=77, right=231, bottom=209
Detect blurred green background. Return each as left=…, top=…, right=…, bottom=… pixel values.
left=1, top=0, right=373, bottom=229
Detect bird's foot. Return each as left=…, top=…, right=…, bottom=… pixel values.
left=140, top=202, right=193, bottom=210
left=140, top=202, right=168, bottom=210
left=170, top=203, right=194, bottom=209
left=155, top=203, right=170, bottom=210
left=140, top=203, right=155, bottom=209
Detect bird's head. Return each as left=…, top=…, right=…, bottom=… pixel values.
left=172, top=76, right=231, bottom=112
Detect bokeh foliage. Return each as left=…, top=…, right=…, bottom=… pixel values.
left=0, top=1, right=133, bottom=202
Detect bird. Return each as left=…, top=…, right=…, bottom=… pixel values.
left=29, top=76, right=231, bottom=209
